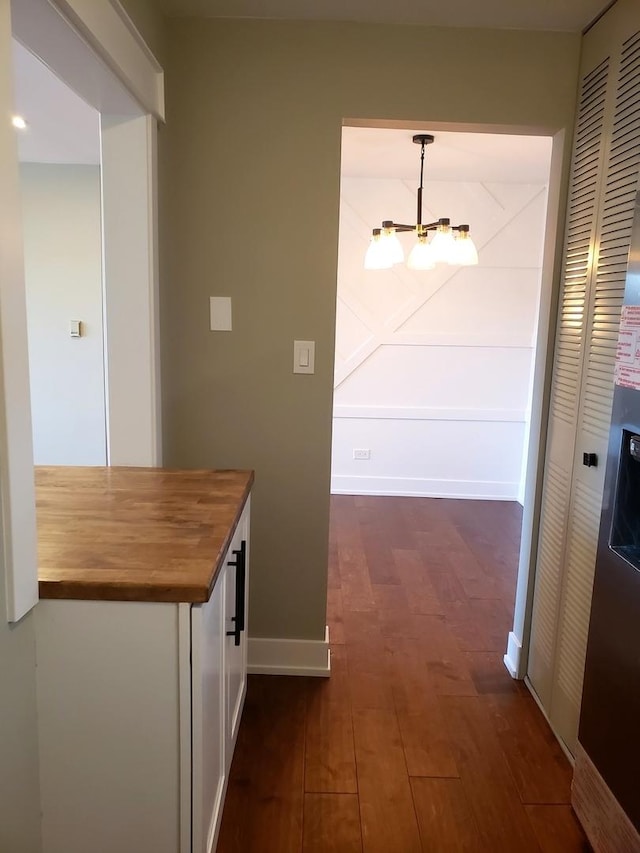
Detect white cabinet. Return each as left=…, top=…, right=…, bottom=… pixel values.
left=193, top=495, right=250, bottom=851
left=191, top=571, right=226, bottom=853
left=528, top=0, right=640, bottom=755
left=35, top=497, right=251, bottom=853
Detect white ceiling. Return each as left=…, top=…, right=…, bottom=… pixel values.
left=341, top=127, right=553, bottom=184
left=11, top=40, right=100, bottom=165
left=160, top=0, right=610, bottom=33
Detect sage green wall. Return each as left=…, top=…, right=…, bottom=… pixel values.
left=120, top=0, right=166, bottom=64
left=161, top=19, right=581, bottom=641
left=0, top=591, right=40, bottom=853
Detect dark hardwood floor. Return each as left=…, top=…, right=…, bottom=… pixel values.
left=217, top=495, right=590, bottom=852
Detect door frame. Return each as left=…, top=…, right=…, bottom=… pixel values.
left=338, top=117, right=573, bottom=680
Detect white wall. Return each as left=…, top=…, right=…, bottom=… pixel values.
left=20, top=164, right=106, bottom=466
left=332, top=173, right=549, bottom=500
left=101, top=114, right=162, bottom=467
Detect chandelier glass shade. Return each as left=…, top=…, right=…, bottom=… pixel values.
left=364, top=134, right=479, bottom=271
left=407, top=236, right=435, bottom=270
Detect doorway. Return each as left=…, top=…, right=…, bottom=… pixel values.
left=2, top=0, right=163, bottom=621
left=331, top=124, right=555, bottom=675
left=13, top=39, right=107, bottom=466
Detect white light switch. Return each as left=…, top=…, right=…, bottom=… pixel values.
left=70, top=320, right=81, bottom=338
left=210, top=296, right=232, bottom=331
left=293, top=340, right=315, bottom=374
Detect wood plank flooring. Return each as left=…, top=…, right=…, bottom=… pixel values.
left=217, top=495, right=590, bottom=852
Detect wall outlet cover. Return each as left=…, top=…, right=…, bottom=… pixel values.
left=210, top=296, right=232, bottom=331
left=353, top=448, right=370, bottom=460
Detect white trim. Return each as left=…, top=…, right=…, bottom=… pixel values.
left=331, top=475, right=519, bottom=500
left=508, top=128, right=569, bottom=689
left=149, top=118, right=162, bottom=464
left=0, top=4, right=38, bottom=621
left=247, top=626, right=331, bottom=677
left=49, top=0, right=164, bottom=119
left=380, top=332, right=535, bottom=348
left=101, top=114, right=160, bottom=466
left=503, top=631, right=523, bottom=678
left=333, top=405, right=526, bottom=423
left=12, top=0, right=144, bottom=117
left=177, top=603, right=191, bottom=853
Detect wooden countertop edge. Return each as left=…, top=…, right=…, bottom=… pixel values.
left=38, top=579, right=211, bottom=604
left=38, top=470, right=254, bottom=605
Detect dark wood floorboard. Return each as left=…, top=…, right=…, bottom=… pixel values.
left=442, top=695, right=541, bottom=852
left=525, top=804, right=592, bottom=852
left=411, top=777, right=482, bottom=851
left=305, top=684, right=358, bottom=794
left=216, top=676, right=307, bottom=852
left=302, top=794, right=363, bottom=853
left=217, top=495, right=590, bottom=852
left=352, top=707, right=422, bottom=853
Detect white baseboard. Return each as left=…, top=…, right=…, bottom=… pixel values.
left=331, top=475, right=519, bottom=501
left=247, top=626, right=331, bottom=677
left=503, top=631, right=523, bottom=678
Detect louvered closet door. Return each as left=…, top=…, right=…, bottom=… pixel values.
left=550, top=28, right=640, bottom=753
left=527, top=57, right=610, bottom=711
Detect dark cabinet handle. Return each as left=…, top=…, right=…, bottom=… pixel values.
left=225, top=540, right=246, bottom=647
left=583, top=452, right=598, bottom=468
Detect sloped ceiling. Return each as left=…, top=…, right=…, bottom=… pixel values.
left=11, top=40, right=99, bottom=165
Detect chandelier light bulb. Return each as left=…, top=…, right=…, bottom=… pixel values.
left=382, top=227, right=404, bottom=265
left=429, top=222, right=458, bottom=264
left=407, top=235, right=435, bottom=270
left=454, top=230, right=479, bottom=266
left=364, top=233, right=393, bottom=270
left=11, top=115, right=27, bottom=130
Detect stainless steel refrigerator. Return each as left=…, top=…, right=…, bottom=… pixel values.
left=572, top=192, right=640, bottom=852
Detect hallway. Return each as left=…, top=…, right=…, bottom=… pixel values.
left=217, top=496, right=590, bottom=851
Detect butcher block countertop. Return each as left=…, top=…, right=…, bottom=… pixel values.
left=36, top=466, right=254, bottom=603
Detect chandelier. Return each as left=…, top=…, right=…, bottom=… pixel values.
left=364, top=134, right=479, bottom=271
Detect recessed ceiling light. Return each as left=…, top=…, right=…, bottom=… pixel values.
left=11, top=115, right=28, bottom=130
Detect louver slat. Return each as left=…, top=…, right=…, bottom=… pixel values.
left=550, top=60, right=608, bottom=427
left=527, top=59, right=609, bottom=709
left=582, top=33, right=640, bottom=442
left=528, top=462, right=571, bottom=705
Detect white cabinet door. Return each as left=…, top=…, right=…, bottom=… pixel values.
left=550, top=24, right=640, bottom=753
left=224, top=499, right=250, bottom=766
left=191, top=576, right=226, bottom=853
left=528, top=54, right=610, bottom=713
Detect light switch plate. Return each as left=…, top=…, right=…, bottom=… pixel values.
left=210, top=296, right=232, bottom=331
left=293, top=340, right=315, bottom=374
